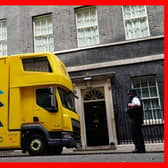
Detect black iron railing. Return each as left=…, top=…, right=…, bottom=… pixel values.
left=115, top=109, right=164, bottom=144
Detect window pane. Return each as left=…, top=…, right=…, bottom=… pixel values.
left=138, top=6, right=146, bottom=17
left=0, top=19, right=7, bottom=56
left=135, top=88, right=141, bottom=97
left=153, top=109, right=161, bottom=119
left=22, top=56, right=52, bottom=72
left=36, top=87, right=58, bottom=112
left=151, top=99, right=159, bottom=108
left=133, top=79, right=140, bottom=88
left=33, top=14, right=54, bottom=52
left=123, top=6, right=131, bottom=19
left=141, top=79, right=148, bottom=87
left=36, top=89, right=52, bottom=107
left=148, top=78, right=156, bottom=86
left=76, top=6, right=99, bottom=47
left=143, top=99, right=151, bottom=110
left=150, top=87, right=157, bottom=97
left=132, top=76, right=162, bottom=121
left=142, top=88, right=149, bottom=98
left=58, top=88, right=76, bottom=112
left=144, top=110, right=153, bottom=119
left=123, top=6, right=150, bottom=40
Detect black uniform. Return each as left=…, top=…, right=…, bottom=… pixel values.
left=127, top=89, right=146, bottom=153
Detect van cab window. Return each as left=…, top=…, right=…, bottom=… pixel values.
left=36, top=87, right=58, bottom=112
left=58, top=88, right=76, bottom=112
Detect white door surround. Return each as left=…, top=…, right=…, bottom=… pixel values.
left=73, top=76, right=117, bottom=149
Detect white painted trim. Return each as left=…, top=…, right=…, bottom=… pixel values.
left=74, top=86, right=87, bottom=148
left=104, top=79, right=117, bottom=144
left=74, top=80, right=117, bottom=148
left=67, top=54, right=164, bottom=72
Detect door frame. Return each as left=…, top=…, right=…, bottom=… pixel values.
left=74, top=78, right=117, bottom=149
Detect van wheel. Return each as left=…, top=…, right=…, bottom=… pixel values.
left=47, top=146, right=63, bottom=155
left=27, top=134, right=47, bottom=155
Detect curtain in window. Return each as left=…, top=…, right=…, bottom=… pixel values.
left=0, top=20, right=7, bottom=56
left=33, top=15, right=54, bottom=52
left=76, top=7, right=99, bottom=47
left=123, top=6, right=150, bottom=40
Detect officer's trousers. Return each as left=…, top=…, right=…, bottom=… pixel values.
left=129, top=119, right=145, bottom=152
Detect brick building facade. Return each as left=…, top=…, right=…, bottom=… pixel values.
left=0, top=6, right=164, bottom=148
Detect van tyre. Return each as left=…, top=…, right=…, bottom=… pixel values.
left=27, top=134, right=47, bottom=155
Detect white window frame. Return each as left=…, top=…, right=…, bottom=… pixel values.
left=131, top=76, right=163, bottom=125
left=122, top=6, right=150, bottom=40
left=75, top=6, right=100, bottom=48
left=0, top=19, right=7, bottom=56
left=33, top=14, right=54, bottom=53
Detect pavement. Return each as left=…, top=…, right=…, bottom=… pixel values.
left=63, top=143, right=164, bottom=155
left=0, top=143, right=164, bottom=156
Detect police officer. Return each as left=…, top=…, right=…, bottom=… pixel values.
left=127, top=89, right=146, bottom=153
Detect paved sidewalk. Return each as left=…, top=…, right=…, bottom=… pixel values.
left=63, top=143, right=164, bottom=155
left=0, top=143, right=164, bottom=156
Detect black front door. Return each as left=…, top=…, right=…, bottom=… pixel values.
left=84, top=101, right=109, bottom=146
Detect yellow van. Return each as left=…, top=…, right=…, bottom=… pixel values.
left=0, top=53, right=80, bottom=155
